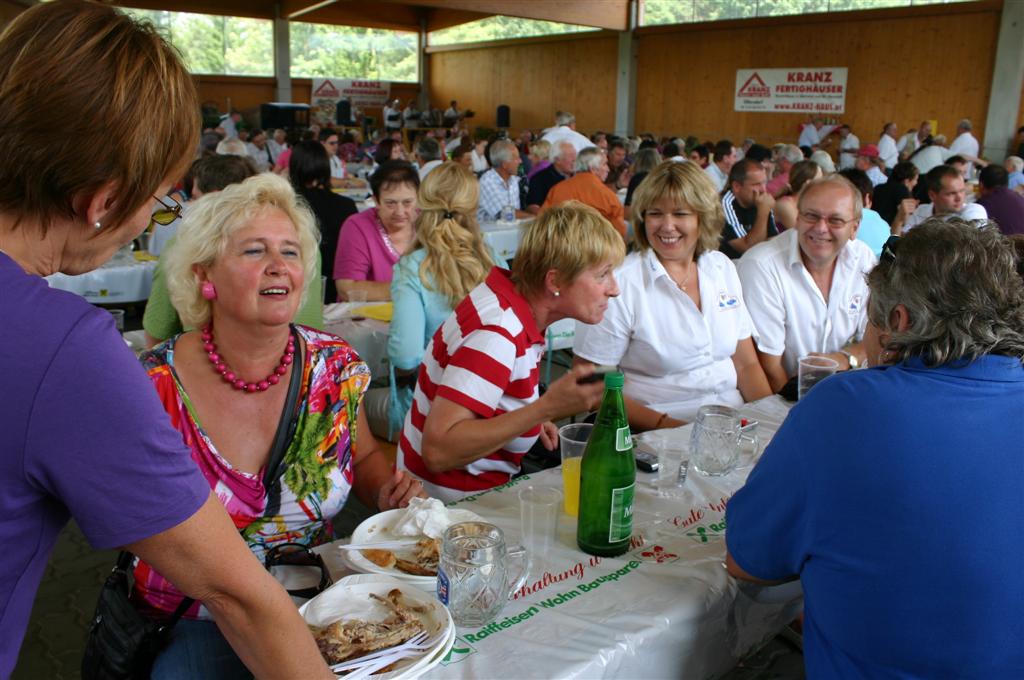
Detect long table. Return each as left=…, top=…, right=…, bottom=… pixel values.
left=319, top=396, right=801, bottom=679
left=479, top=218, right=531, bottom=262
left=46, top=256, right=157, bottom=304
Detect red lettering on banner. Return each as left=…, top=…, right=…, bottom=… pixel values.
left=787, top=71, right=833, bottom=84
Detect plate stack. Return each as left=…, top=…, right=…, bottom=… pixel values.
left=300, top=574, right=455, bottom=679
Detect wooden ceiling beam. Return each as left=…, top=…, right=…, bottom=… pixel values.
left=286, top=0, right=423, bottom=30
left=425, top=7, right=494, bottom=33
left=108, top=0, right=276, bottom=20
left=110, top=0, right=629, bottom=31
left=381, top=0, right=629, bottom=31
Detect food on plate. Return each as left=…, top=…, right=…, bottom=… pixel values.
left=312, top=589, right=427, bottom=665
left=361, top=549, right=397, bottom=569
left=361, top=538, right=441, bottom=576
left=394, top=538, right=440, bottom=577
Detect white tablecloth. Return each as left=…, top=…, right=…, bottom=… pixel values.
left=480, top=218, right=532, bottom=261
left=45, top=258, right=157, bottom=304
left=319, top=396, right=800, bottom=679
left=322, top=302, right=390, bottom=381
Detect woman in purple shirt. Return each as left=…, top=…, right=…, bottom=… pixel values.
left=334, top=161, right=420, bottom=301
left=0, top=3, right=332, bottom=677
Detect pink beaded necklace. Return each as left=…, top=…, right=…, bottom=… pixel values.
left=201, top=324, right=295, bottom=393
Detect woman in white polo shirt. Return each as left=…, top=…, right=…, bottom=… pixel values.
left=574, top=161, right=773, bottom=429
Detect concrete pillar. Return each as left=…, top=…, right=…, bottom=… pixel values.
left=418, top=16, right=430, bottom=111
left=273, top=8, right=291, bottom=102
left=982, top=0, right=1024, bottom=161
left=613, top=0, right=638, bottom=137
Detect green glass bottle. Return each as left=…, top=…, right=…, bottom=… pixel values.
left=576, top=371, right=635, bottom=557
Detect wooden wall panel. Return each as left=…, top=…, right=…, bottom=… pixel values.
left=428, top=34, right=618, bottom=132
left=635, top=3, right=1001, bottom=148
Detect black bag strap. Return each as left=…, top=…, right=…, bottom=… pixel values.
left=114, top=551, right=194, bottom=626
left=263, top=327, right=304, bottom=490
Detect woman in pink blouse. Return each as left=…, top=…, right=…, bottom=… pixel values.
left=334, top=160, right=420, bottom=301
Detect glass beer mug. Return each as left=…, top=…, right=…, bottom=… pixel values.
left=436, top=522, right=528, bottom=627
left=690, top=405, right=759, bottom=476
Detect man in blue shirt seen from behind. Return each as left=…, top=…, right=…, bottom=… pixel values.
left=726, top=218, right=1024, bottom=679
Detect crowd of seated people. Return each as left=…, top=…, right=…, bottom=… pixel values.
left=7, top=15, right=1022, bottom=673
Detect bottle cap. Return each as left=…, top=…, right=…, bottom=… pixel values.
left=603, top=371, right=624, bottom=388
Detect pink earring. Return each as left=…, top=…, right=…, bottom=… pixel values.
left=200, top=281, right=217, bottom=301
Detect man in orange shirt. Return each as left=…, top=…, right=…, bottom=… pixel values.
left=542, top=147, right=627, bottom=239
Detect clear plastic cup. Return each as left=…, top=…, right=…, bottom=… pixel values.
left=558, top=423, right=591, bottom=516
left=655, top=442, right=688, bottom=497
left=519, top=486, right=562, bottom=575
left=107, top=308, right=125, bottom=333
left=347, top=290, right=368, bottom=320
left=798, top=356, right=839, bottom=400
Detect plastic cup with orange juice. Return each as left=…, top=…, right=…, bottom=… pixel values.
left=558, top=423, right=592, bottom=516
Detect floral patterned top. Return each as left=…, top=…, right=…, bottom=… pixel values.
left=131, top=325, right=370, bottom=620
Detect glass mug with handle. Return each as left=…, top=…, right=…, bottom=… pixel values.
left=690, top=405, right=759, bottom=476
left=436, top=522, right=528, bottom=627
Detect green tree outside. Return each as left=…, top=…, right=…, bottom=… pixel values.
left=290, top=22, right=417, bottom=81
left=640, top=0, right=971, bottom=25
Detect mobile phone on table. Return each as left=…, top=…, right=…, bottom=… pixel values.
left=577, top=364, right=618, bottom=384
left=635, top=449, right=659, bottom=473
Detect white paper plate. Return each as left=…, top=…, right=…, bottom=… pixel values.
left=299, top=574, right=454, bottom=679
left=343, top=508, right=482, bottom=586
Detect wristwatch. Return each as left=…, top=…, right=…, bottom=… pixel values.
left=839, top=349, right=860, bottom=369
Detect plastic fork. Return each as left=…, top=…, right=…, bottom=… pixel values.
left=329, top=631, right=443, bottom=676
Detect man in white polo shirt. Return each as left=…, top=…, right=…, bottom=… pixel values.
left=738, top=175, right=876, bottom=391
left=541, top=111, right=592, bottom=153
left=798, top=117, right=838, bottom=150
left=837, top=125, right=860, bottom=170
left=947, top=118, right=980, bottom=177
left=704, top=139, right=736, bottom=193
left=891, top=164, right=988, bottom=234
left=877, top=122, right=899, bottom=170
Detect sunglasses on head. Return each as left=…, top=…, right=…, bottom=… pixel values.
left=880, top=235, right=900, bottom=265
left=264, top=542, right=332, bottom=600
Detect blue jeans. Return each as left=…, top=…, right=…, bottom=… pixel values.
left=151, top=618, right=253, bottom=680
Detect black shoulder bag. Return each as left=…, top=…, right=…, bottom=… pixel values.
left=81, top=332, right=305, bottom=680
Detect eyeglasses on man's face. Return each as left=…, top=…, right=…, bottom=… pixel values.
left=797, top=210, right=856, bottom=229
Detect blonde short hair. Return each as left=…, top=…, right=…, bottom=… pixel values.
left=529, top=139, right=552, bottom=161
left=165, top=173, right=320, bottom=329
left=512, top=202, right=625, bottom=296
left=630, top=161, right=723, bottom=259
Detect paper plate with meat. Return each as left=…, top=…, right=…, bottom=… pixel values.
left=342, top=500, right=482, bottom=587
left=300, top=574, right=454, bottom=679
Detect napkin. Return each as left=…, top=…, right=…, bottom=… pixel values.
left=355, top=303, right=393, bottom=322
left=391, top=498, right=451, bottom=540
